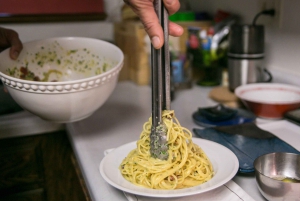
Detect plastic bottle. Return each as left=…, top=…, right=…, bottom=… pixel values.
left=199, top=29, right=211, bottom=67
left=197, top=28, right=222, bottom=86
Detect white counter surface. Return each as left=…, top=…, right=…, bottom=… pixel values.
left=67, top=81, right=268, bottom=201
left=0, top=110, right=64, bottom=139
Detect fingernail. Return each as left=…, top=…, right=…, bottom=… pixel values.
left=151, top=36, right=161, bottom=49
left=12, top=51, right=19, bottom=59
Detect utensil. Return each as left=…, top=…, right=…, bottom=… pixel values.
left=150, top=0, right=170, bottom=160
left=254, top=152, right=300, bottom=201
left=235, top=83, right=300, bottom=119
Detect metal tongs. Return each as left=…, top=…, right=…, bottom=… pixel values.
left=150, top=0, right=170, bottom=160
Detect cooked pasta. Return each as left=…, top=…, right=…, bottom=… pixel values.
left=119, top=110, right=214, bottom=189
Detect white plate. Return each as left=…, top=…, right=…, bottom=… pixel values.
left=99, top=138, right=239, bottom=198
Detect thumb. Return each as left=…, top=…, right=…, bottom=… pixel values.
left=7, top=29, right=23, bottom=60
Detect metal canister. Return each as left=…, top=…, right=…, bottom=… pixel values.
left=227, top=25, right=271, bottom=91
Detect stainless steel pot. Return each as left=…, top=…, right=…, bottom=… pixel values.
left=228, top=24, right=264, bottom=55
left=228, top=57, right=272, bottom=92
left=227, top=24, right=272, bottom=92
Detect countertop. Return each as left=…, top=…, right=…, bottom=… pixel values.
left=0, top=84, right=65, bottom=139
left=66, top=81, right=269, bottom=201
left=0, top=110, right=64, bottom=139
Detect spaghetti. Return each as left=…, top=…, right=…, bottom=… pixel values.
left=119, top=110, right=214, bottom=189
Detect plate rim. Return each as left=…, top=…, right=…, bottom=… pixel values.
left=99, top=138, right=239, bottom=198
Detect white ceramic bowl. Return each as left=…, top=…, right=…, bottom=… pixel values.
left=235, top=83, right=300, bottom=119
left=0, top=37, right=124, bottom=123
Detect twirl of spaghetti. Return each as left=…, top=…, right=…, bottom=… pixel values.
left=119, top=110, right=214, bottom=189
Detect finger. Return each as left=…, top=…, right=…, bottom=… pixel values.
left=127, top=1, right=164, bottom=49
left=141, top=10, right=164, bottom=49
left=163, top=0, right=180, bottom=15
left=169, top=21, right=184, bottom=37
left=6, top=29, right=23, bottom=60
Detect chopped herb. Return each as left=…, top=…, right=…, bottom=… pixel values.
left=69, top=50, right=77, bottom=53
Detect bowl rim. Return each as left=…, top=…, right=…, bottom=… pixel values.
left=0, top=37, right=124, bottom=86
left=235, top=83, right=300, bottom=105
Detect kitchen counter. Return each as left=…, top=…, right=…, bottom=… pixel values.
left=0, top=110, right=64, bottom=139
left=67, top=81, right=270, bottom=201
left=0, top=84, right=65, bottom=139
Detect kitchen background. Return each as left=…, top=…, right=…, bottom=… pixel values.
left=1, top=1, right=300, bottom=200
left=1, top=0, right=300, bottom=85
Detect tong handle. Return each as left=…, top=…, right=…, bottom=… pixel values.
left=151, top=0, right=170, bottom=128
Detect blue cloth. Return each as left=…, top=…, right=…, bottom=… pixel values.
left=193, top=128, right=300, bottom=173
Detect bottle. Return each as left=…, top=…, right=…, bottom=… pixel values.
left=197, top=28, right=222, bottom=86
left=199, top=29, right=211, bottom=67
left=186, top=27, right=202, bottom=80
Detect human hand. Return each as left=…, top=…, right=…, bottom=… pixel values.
left=0, top=27, right=23, bottom=60
left=124, top=0, right=183, bottom=49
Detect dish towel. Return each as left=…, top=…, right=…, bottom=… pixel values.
left=104, top=149, right=255, bottom=201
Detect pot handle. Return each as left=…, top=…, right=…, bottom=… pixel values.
left=263, top=68, right=272, bottom=82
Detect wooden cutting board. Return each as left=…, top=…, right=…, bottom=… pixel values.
left=209, top=86, right=240, bottom=108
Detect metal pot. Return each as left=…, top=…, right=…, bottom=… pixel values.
left=228, top=57, right=272, bottom=92
left=227, top=24, right=271, bottom=91
left=228, top=24, right=264, bottom=55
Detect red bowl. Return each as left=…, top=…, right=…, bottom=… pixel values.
left=235, top=83, right=300, bottom=119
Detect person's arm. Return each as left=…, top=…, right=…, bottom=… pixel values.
left=0, top=27, right=23, bottom=60
left=124, top=0, right=183, bottom=49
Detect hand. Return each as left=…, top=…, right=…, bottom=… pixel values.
left=124, top=0, right=183, bottom=49
left=0, top=27, right=23, bottom=60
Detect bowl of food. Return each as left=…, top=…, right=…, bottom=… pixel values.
left=235, top=83, right=300, bottom=119
left=0, top=37, right=124, bottom=123
left=254, top=152, right=300, bottom=201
